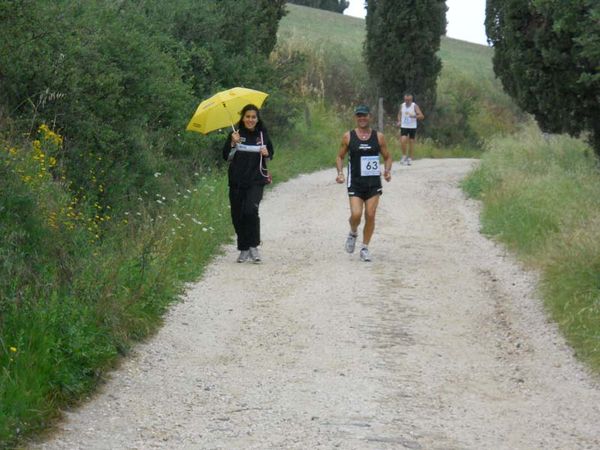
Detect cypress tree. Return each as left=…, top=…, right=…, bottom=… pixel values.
left=255, top=0, right=288, bottom=56
left=486, top=0, right=600, bottom=155
left=364, top=0, right=447, bottom=116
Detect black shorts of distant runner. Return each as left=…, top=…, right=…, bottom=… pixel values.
left=348, top=186, right=382, bottom=201
left=400, top=128, right=417, bottom=139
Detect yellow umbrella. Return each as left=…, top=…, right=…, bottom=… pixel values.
left=186, top=87, right=269, bottom=135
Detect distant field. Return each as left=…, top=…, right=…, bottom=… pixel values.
left=279, top=4, right=366, bottom=54
left=280, top=4, right=496, bottom=83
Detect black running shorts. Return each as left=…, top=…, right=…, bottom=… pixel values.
left=348, top=186, right=382, bottom=201
left=400, top=128, right=417, bottom=139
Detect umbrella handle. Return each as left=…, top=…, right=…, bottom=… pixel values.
left=221, top=103, right=237, bottom=133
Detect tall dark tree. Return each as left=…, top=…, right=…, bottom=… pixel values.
left=364, top=0, right=447, bottom=117
left=486, top=0, right=600, bottom=155
left=255, top=0, right=288, bottom=55
left=287, top=0, right=349, bottom=14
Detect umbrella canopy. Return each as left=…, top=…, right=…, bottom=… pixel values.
left=186, top=87, right=269, bottom=135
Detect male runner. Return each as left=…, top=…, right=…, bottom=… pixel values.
left=397, top=93, right=424, bottom=166
left=336, top=105, right=392, bottom=262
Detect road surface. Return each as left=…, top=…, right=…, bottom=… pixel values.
left=35, top=159, right=600, bottom=449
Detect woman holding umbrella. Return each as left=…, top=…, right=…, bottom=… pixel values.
left=223, top=104, right=274, bottom=263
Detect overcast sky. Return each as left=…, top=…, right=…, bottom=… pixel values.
left=344, top=0, right=488, bottom=46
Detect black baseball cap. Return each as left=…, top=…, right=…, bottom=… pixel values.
left=354, top=105, right=370, bottom=115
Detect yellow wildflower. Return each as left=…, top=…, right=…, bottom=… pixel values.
left=10, top=347, right=17, bottom=353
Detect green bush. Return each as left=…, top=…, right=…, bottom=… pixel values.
left=0, top=0, right=299, bottom=213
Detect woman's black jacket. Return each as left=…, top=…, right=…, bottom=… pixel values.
left=222, top=128, right=274, bottom=188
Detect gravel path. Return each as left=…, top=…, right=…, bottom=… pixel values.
left=35, top=159, right=600, bottom=449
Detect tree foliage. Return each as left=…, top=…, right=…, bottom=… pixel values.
left=486, top=0, right=600, bottom=155
left=364, top=0, right=447, bottom=116
left=287, top=0, right=349, bottom=14
left=0, top=0, right=293, bottom=210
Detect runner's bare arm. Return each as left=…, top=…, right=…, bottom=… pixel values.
left=336, top=132, right=350, bottom=184
left=415, top=104, right=425, bottom=121
left=378, top=132, right=392, bottom=182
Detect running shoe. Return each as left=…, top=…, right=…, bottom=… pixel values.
left=407, top=157, right=412, bottom=166
left=249, top=247, right=261, bottom=263
left=401, top=156, right=408, bottom=165
left=359, top=247, right=372, bottom=262
left=237, top=250, right=249, bottom=263
left=345, top=232, right=358, bottom=253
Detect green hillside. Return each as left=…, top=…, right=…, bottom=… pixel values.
left=278, top=4, right=521, bottom=148
left=280, top=4, right=494, bottom=80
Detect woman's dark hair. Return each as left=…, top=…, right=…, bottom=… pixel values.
left=237, top=104, right=267, bottom=133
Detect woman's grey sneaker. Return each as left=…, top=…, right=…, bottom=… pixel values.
left=249, top=247, right=261, bottom=263
left=359, top=247, right=372, bottom=262
left=345, top=232, right=358, bottom=253
left=237, top=250, right=250, bottom=263
left=407, top=157, right=412, bottom=166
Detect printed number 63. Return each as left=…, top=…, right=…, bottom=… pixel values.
left=366, top=161, right=378, bottom=170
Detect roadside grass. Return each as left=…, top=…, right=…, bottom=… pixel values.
left=462, top=125, right=600, bottom=371
left=408, top=138, right=482, bottom=160
left=269, top=102, right=345, bottom=182
left=0, top=136, right=232, bottom=444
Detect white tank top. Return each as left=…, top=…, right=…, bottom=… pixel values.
left=400, top=102, right=418, bottom=129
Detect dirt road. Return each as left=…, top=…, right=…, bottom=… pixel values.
left=36, top=159, right=600, bottom=449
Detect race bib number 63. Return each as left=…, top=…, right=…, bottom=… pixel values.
left=360, top=155, right=381, bottom=176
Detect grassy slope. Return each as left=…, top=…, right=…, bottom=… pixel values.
left=280, top=4, right=496, bottom=83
